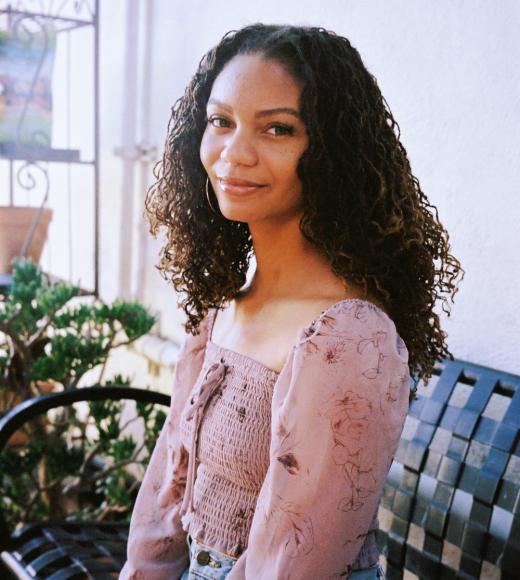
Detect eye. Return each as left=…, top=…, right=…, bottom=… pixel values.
left=266, top=123, right=294, bottom=136
left=208, top=115, right=232, bottom=128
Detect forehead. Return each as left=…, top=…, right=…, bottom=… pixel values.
left=208, top=53, right=303, bottom=110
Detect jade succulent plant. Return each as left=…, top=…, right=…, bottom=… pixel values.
left=0, top=259, right=156, bottom=403
left=0, top=259, right=166, bottom=531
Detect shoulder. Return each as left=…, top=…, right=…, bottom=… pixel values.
left=171, top=309, right=215, bottom=403
left=297, top=299, right=407, bottom=360
left=289, top=299, right=410, bottom=395
left=273, top=299, right=411, bottom=441
left=178, top=308, right=215, bottom=361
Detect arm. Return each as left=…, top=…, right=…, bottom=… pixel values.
left=120, top=322, right=208, bottom=580
left=227, top=302, right=411, bottom=579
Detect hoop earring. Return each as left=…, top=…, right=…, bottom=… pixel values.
left=205, top=177, right=220, bottom=215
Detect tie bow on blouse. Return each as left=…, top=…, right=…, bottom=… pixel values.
left=180, top=359, right=229, bottom=517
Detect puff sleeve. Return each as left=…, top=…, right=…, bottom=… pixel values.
left=226, top=301, right=411, bottom=580
left=119, top=316, right=209, bottom=580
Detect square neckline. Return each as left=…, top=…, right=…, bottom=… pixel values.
left=207, top=297, right=389, bottom=377
left=207, top=307, right=281, bottom=377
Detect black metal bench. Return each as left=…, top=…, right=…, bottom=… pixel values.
left=0, top=386, right=170, bottom=579
left=0, top=359, right=518, bottom=579
left=377, top=358, right=519, bottom=579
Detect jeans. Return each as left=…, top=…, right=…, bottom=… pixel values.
left=179, top=534, right=385, bottom=579
left=180, top=534, right=238, bottom=579
left=350, top=562, right=386, bottom=579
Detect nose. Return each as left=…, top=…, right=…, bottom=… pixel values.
left=220, top=128, right=258, bottom=167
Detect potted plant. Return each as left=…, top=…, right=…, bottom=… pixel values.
left=0, top=203, right=53, bottom=274
left=0, top=258, right=166, bottom=531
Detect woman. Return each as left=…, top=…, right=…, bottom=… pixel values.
left=120, top=24, right=463, bottom=580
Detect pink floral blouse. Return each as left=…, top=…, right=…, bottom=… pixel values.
left=120, top=299, right=411, bottom=579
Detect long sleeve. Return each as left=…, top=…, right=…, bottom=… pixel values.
left=226, top=301, right=411, bottom=580
left=119, top=316, right=209, bottom=580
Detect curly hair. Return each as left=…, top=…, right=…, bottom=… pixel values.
left=145, top=23, right=464, bottom=397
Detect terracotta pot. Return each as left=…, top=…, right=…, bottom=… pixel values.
left=5, top=430, right=29, bottom=447
left=0, top=206, right=53, bottom=272
left=0, top=381, right=58, bottom=447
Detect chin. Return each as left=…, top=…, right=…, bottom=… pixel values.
left=219, top=206, right=259, bottom=223
left=214, top=197, right=256, bottom=219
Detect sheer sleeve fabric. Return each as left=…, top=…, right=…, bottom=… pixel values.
left=227, top=301, right=411, bottom=580
left=119, top=318, right=209, bottom=580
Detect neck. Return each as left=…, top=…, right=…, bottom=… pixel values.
left=244, top=213, right=351, bottom=302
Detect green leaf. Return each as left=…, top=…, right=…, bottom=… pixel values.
left=103, top=300, right=156, bottom=341
left=46, top=443, right=85, bottom=481
left=110, top=436, right=136, bottom=463
left=104, top=374, right=132, bottom=387
left=29, top=334, right=108, bottom=383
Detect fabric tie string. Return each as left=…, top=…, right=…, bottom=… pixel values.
left=180, top=361, right=228, bottom=518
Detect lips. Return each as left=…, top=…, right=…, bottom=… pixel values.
left=218, top=176, right=266, bottom=186
left=217, top=176, right=267, bottom=195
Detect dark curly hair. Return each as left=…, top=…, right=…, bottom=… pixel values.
left=145, top=23, right=464, bottom=396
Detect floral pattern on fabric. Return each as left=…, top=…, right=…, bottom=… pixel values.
left=226, top=301, right=410, bottom=579
left=120, top=300, right=411, bottom=580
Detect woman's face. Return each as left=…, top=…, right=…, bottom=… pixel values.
left=200, top=53, right=309, bottom=224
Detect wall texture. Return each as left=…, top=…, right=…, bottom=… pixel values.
left=97, top=0, right=520, bottom=376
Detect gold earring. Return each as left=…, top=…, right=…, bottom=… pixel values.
left=205, top=177, right=220, bottom=215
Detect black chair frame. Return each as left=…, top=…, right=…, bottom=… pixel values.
left=0, top=386, right=170, bottom=579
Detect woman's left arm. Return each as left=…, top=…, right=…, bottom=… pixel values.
left=227, top=303, right=411, bottom=579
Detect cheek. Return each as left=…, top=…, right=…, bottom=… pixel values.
left=276, top=146, right=305, bottom=185
left=278, top=138, right=307, bottom=180
left=199, top=131, right=215, bottom=171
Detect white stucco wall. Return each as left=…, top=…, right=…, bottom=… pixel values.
left=97, top=0, right=520, bottom=376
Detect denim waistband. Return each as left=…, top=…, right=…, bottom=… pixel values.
left=183, top=534, right=384, bottom=579
left=182, top=533, right=239, bottom=580
left=187, top=534, right=239, bottom=561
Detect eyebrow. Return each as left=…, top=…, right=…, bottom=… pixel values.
left=207, top=98, right=301, bottom=119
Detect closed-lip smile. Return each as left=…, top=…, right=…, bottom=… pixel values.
left=217, top=176, right=266, bottom=187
